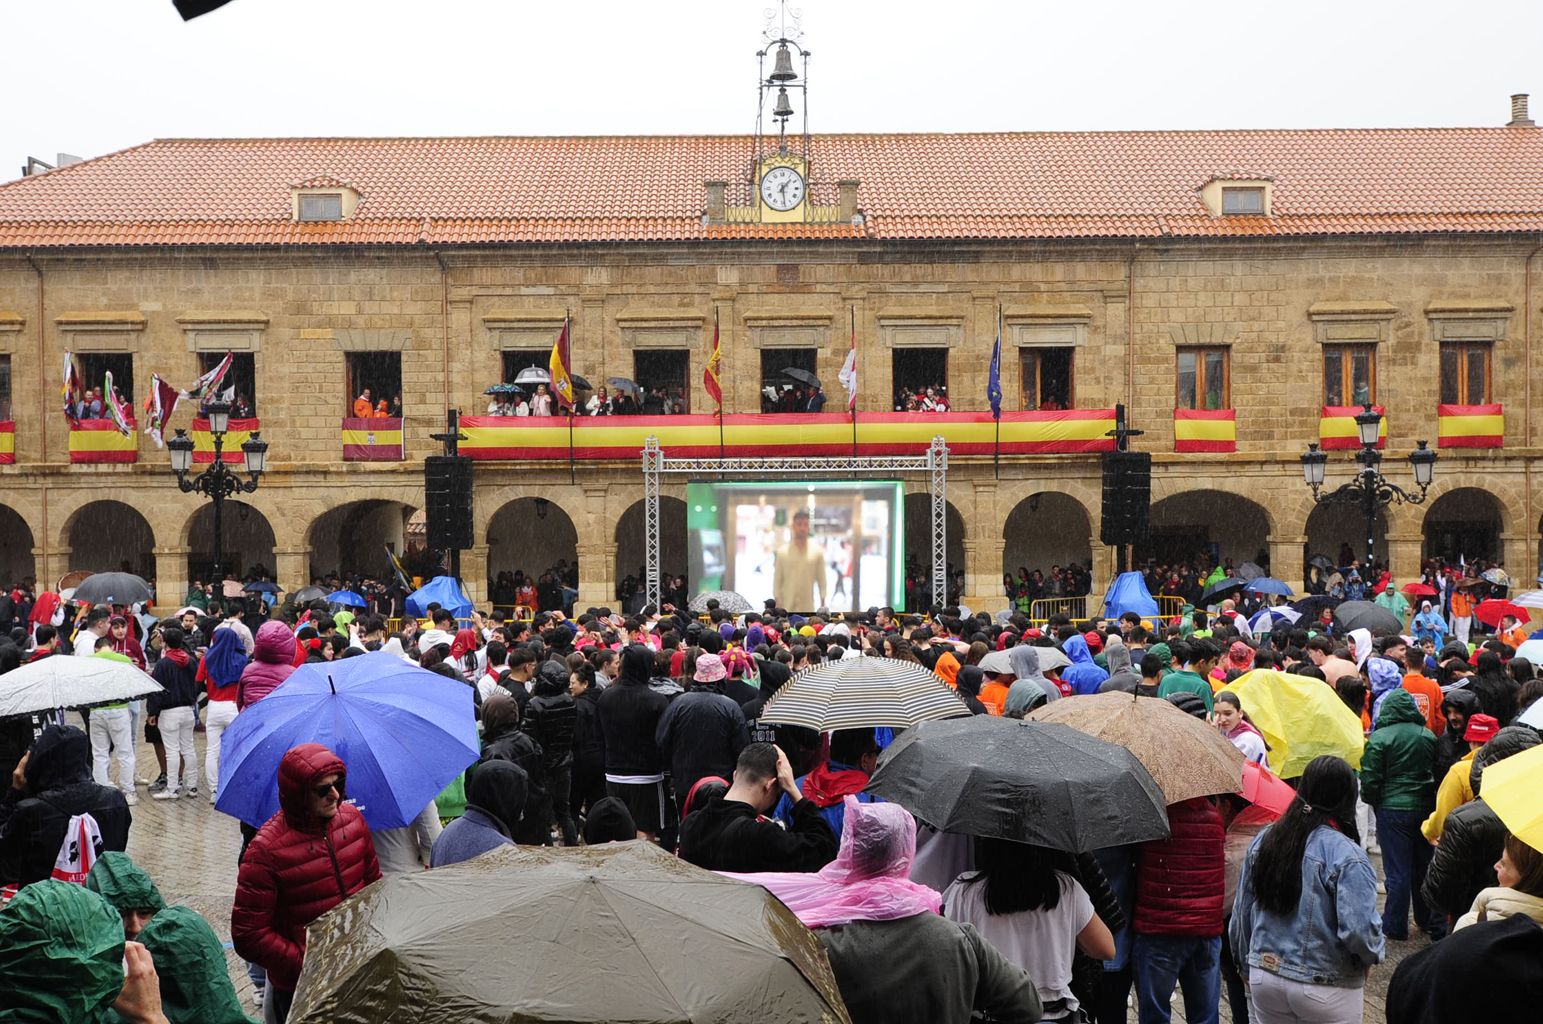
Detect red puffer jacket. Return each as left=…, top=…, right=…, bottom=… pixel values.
left=231, top=744, right=381, bottom=993
left=1133, top=796, right=1225, bottom=937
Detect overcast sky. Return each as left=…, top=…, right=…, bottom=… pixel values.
left=7, top=0, right=1541, bottom=179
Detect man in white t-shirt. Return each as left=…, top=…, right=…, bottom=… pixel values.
left=73, top=608, right=112, bottom=657
left=477, top=641, right=510, bottom=704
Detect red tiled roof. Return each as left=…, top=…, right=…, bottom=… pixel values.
left=2, top=129, right=1542, bottom=247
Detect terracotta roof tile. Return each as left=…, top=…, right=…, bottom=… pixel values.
left=2, top=129, right=1541, bottom=247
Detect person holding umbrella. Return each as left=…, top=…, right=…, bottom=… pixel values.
left=1230, top=755, right=1384, bottom=1023
left=232, top=743, right=381, bottom=1024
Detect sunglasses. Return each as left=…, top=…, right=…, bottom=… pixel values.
left=311, top=780, right=343, bottom=798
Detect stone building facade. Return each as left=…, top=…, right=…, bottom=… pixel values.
left=1, top=124, right=1541, bottom=611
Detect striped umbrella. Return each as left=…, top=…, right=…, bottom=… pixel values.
left=756, top=656, right=971, bottom=732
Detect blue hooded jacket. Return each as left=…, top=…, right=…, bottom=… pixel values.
left=1061, top=634, right=1109, bottom=696
left=1366, top=656, right=1404, bottom=728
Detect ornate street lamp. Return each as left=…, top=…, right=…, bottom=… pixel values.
left=1300, top=403, right=1436, bottom=569
left=167, top=400, right=268, bottom=578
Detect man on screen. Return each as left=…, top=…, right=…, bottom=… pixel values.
left=773, top=509, right=828, bottom=611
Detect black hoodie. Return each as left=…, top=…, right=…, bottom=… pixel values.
left=0, top=725, right=131, bottom=885
left=1388, top=915, right=1543, bottom=1023
left=1433, top=689, right=1483, bottom=782
left=741, top=661, right=822, bottom=777
left=522, top=659, right=578, bottom=769
left=597, top=646, right=670, bottom=777
left=678, top=793, right=837, bottom=873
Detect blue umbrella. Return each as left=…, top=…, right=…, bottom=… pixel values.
left=243, top=581, right=282, bottom=594
left=214, top=652, right=478, bottom=830
left=326, top=590, right=368, bottom=607
left=1244, top=577, right=1293, bottom=597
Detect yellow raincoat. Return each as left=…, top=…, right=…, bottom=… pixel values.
left=1227, top=670, right=1366, bottom=779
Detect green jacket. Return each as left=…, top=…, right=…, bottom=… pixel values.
left=0, top=879, right=125, bottom=1022
left=1157, top=668, right=1215, bottom=713
left=86, top=851, right=166, bottom=916
left=110, top=906, right=256, bottom=1024
left=1360, top=689, right=1437, bottom=811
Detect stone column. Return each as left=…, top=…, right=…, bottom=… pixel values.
left=1266, top=535, right=1308, bottom=591
left=42, top=546, right=71, bottom=590
left=575, top=485, right=615, bottom=609
left=1384, top=533, right=1425, bottom=588
left=152, top=547, right=188, bottom=610
left=962, top=536, right=1003, bottom=614
left=273, top=547, right=312, bottom=598
left=1499, top=533, right=1530, bottom=587
left=463, top=544, right=491, bottom=606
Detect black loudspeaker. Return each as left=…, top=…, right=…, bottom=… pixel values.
left=1100, top=451, right=1152, bottom=546
left=425, top=456, right=474, bottom=551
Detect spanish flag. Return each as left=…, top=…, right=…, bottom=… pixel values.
left=192, top=417, right=258, bottom=463
left=341, top=417, right=403, bottom=461
left=703, top=309, right=723, bottom=409
left=1437, top=403, right=1503, bottom=448
left=1173, top=408, right=1237, bottom=453
left=1319, top=405, right=1386, bottom=451
left=69, top=418, right=138, bottom=464
left=549, top=316, right=574, bottom=413
left=0, top=420, right=14, bottom=465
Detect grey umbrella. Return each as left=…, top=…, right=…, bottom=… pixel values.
left=1333, top=600, right=1403, bottom=636
left=0, top=656, right=162, bottom=716
left=71, top=572, right=153, bottom=606
left=1236, top=562, right=1266, bottom=581
left=866, top=716, right=1170, bottom=853
left=687, top=590, right=755, bottom=614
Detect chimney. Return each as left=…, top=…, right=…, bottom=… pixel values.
left=838, top=179, right=860, bottom=221
left=704, top=181, right=726, bottom=223
left=1509, top=93, right=1534, bottom=127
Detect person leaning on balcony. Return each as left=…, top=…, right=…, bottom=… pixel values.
left=352, top=387, right=373, bottom=418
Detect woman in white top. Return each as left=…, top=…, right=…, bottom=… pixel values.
left=943, top=838, right=1115, bottom=1023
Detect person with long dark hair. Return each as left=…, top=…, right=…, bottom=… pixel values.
left=1230, top=756, right=1384, bottom=1023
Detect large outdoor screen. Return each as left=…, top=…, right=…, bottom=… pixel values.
left=686, top=481, right=906, bottom=613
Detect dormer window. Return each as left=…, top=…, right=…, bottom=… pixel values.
left=1221, top=186, right=1265, bottom=216
left=297, top=193, right=344, bottom=221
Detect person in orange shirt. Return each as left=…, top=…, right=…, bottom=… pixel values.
left=1449, top=579, right=1477, bottom=647
left=374, top=400, right=390, bottom=418
left=351, top=387, right=374, bottom=419
left=1497, top=614, right=1529, bottom=652
left=1379, top=635, right=1445, bottom=736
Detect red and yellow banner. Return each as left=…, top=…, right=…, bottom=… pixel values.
left=0, top=421, right=13, bottom=465
left=1437, top=403, right=1503, bottom=448
left=69, top=418, right=138, bottom=464
left=459, top=410, right=1117, bottom=461
left=191, top=416, right=258, bottom=464
left=1173, top=408, right=1237, bottom=453
left=342, top=417, right=403, bottom=461
left=1319, top=405, right=1386, bottom=451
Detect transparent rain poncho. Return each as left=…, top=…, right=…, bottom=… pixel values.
left=723, top=796, right=942, bottom=927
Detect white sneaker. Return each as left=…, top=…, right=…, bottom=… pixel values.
left=152, top=789, right=180, bottom=801
left=123, top=793, right=139, bottom=807
left=184, top=787, right=199, bottom=799
left=252, top=989, right=265, bottom=1011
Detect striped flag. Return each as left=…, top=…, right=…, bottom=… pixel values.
left=549, top=316, right=575, bottom=412
left=385, top=545, right=412, bottom=589
left=182, top=352, right=233, bottom=401
left=703, top=310, right=723, bottom=408
left=142, top=374, right=182, bottom=448
left=103, top=372, right=134, bottom=436
left=62, top=351, right=82, bottom=427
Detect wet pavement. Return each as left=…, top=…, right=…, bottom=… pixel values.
left=121, top=729, right=1415, bottom=1023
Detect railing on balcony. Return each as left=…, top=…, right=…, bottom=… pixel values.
left=457, top=410, right=1118, bottom=461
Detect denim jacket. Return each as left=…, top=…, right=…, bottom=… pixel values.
left=1229, top=824, right=1385, bottom=987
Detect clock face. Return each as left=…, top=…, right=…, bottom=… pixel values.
left=760, top=166, right=806, bottom=211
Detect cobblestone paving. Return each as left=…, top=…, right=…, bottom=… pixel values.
left=121, top=730, right=1415, bottom=1022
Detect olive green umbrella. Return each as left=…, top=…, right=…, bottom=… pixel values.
left=290, top=840, right=852, bottom=1024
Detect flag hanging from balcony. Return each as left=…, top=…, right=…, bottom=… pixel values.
left=1319, top=405, right=1386, bottom=450
left=0, top=421, right=14, bottom=465
left=62, top=351, right=82, bottom=427
left=838, top=319, right=858, bottom=411
left=1436, top=403, right=1504, bottom=448
left=987, top=329, right=1003, bottom=419
left=182, top=352, right=233, bottom=401
left=142, top=374, right=181, bottom=448
left=1173, top=408, right=1237, bottom=452
left=704, top=310, right=723, bottom=408
left=549, top=316, right=575, bottom=412
left=103, top=372, right=134, bottom=437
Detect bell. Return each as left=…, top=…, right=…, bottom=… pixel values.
left=769, top=42, right=797, bottom=82
left=772, top=86, right=794, bottom=120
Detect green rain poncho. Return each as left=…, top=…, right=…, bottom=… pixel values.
left=86, top=851, right=167, bottom=916
left=114, top=906, right=256, bottom=1024
left=0, top=879, right=126, bottom=1022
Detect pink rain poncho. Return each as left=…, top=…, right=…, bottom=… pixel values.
left=723, top=796, right=942, bottom=927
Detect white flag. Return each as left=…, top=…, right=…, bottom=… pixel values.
left=837, top=339, right=857, bottom=412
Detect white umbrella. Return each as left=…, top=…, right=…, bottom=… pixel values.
left=757, top=656, right=971, bottom=732
left=1510, top=590, right=1543, bottom=609
left=0, top=656, right=162, bottom=717
left=1512, top=638, right=1543, bottom=669
left=979, top=646, right=1072, bottom=675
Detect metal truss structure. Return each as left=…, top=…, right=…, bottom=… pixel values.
left=640, top=436, right=950, bottom=613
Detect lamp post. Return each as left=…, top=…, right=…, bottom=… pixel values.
left=1300, top=403, right=1437, bottom=570
left=167, top=400, right=269, bottom=578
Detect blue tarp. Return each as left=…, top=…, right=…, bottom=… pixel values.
left=405, top=576, right=473, bottom=619
left=1102, top=571, right=1159, bottom=620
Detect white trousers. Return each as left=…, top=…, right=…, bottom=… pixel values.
left=1453, top=615, right=1472, bottom=646
left=1248, top=968, right=1363, bottom=1024
left=159, top=705, right=198, bottom=794
left=89, top=707, right=135, bottom=794
left=203, top=699, right=238, bottom=798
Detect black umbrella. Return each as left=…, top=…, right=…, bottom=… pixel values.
left=1333, top=600, right=1403, bottom=636
left=243, top=581, right=282, bottom=595
left=72, top=572, right=153, bottom=606
left=291, top=585, right=329, bottom=604
left=1200, top=577, right=1248, bottom=605
left=782, top=367, right=821, bottom=388
left=1307, top=554, right=1337, bottom=571
left=1292, top=594, right=1340, bottom=618
left=865, top=716, right=1169, bottom=853
left=483, top=383, right=524, bottom=396
left=569, top=374, right=593, bottom=392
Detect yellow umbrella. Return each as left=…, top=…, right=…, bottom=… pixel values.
left=1226, top=670, right=1365, bottom=779
left=1478, top=743, right=1543, bottom=851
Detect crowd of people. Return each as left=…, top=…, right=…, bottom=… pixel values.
left=1004, top=563, right=1097, bottom=611
left=3, top=572, right=1542, bottom=1022
left=485, top=382, right=690, bottom=416
left=490, top=562, right=579, bottom=616
left=894, top=384, right=952, bottom=412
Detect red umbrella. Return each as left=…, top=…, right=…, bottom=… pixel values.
left=1401, top=582, right=1438, bottom=598
left=1240, top=760, right=1296, bottom=817
left=1475, top=599, right=1530, bottom=628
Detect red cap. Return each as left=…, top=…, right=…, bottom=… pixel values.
left=1082, top=631, right=1103, bottom=652
left=1464, top=714, right=1501, bottom=744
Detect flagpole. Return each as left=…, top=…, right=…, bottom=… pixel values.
left=716, top=307, right=725, bottom=465
left=564, top=311, right=575, bottom=484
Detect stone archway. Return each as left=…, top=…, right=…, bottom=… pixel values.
left=184, top=500, right=276, bottom=582
left=1305, top=503, right=1388, bottom=571
left=1002, top=491, right=1094, bottom=580
left=487, top=497, right=579, bottom=609
left=614, top=497, right=687, bottom=604
left=66, top=500, right=155, bottom=579
left=307, top=500, right=418, bottom=582
left=1139, top=489, right=1271, bottom=571
left=1423, top=487, right=1504, bottom=564
left=904, top=495, right=966, bottom=610
left=0, top=504, right=36, bottom=588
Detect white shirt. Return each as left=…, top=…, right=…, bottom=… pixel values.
left=1227, top=728, right=1270, bottom=766
left=943, top=871, right=1094, bottom=1017
left=224, top=617, right=254, bottom=655
left=418, top=627, right=455, bottom=654
left=73, top=627, right=105, bottom=657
